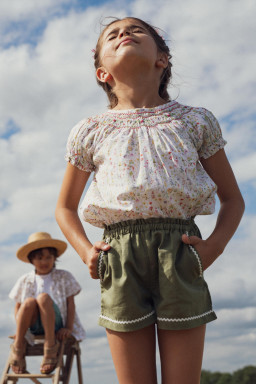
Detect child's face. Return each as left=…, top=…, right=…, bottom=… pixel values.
left=32, top=248, right=56, bottom=275
left=98, top=18, right=159, bottom=76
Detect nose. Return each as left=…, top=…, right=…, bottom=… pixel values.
left=119, top=28, right=131, bottom=38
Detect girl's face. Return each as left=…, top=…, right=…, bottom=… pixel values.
left=32, top=248, right=56, bottom=275
left=98, top=18, right=160, bottom=78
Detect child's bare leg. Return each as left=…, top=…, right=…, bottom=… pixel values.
left=12, top=298, right=38, bottom=373
left=106, top=324, right=157, bottom=384
left=37, top=293, right=57, bottom=373
left=15, top=298, right=38, bottom=347
left=36, top=293, right=55, bottom=347
left=157, top=324, right=206, bottom=384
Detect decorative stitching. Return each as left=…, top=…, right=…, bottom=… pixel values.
left=98, top=237, right=110, bottom=282
left=157, top=309, right=214, bottom=322
left=97, top=251, right=104, bottom=282
left=99, top=311, right=155, bottom=325
left=186, top=231, right=203, bottom=277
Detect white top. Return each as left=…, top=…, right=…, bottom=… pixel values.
left=9, top=268, right=86, bottom=341
left=35, top=273, right=52, bottom=299
left=66, top=101, right=226, bottom=228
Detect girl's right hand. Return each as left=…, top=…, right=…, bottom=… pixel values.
left=83, top=241, right=111, bottom=279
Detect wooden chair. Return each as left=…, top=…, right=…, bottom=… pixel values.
left=1, top=335, right=83, bottom=384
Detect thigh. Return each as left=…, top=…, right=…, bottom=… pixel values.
left=157, top=324, right=206, bottom=384
left=18, top=298, right=39, bottom=326
left=106, top=324, right=157, bottom=384
left=53, top=302, right=63, bottom=332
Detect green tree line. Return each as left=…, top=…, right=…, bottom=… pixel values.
left=201, top=366, right=256, bottom=384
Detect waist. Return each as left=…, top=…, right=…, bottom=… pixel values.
left=103, top=217, right=197, bottom=237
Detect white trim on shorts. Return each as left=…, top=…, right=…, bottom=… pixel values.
left=99, top=309, right=215, bottom=325
left=157, top=309, right=215, bottom=322
left=99, top=311, right=155, bottom=325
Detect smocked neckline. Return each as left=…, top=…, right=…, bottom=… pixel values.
left=106, top=100, right=177, bottom=115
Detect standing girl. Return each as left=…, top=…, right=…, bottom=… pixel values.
left=56, top=17, right=244, bottom=384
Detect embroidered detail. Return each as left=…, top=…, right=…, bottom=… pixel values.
left=97, top=251, right=104, bottom=282
left=157, top=309, right=214, bottom=322
left=98, top=238, right=110, bottom=282
left=186, top=231, right=203, bottom=277
left=100, top=311, right=155, bottom=325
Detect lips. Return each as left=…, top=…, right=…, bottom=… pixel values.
left=117, top=38, right=136, bottom=49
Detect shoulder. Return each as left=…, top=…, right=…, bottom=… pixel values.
left=53, top=269, right=74, bottom=280
left=9, top=271, right=34, bottom=299
left=15, top=271, right=34, bottom=284
left=68, top=116, right=101, bottom=137
left=171, top=102, right=223, bottom=142
left=172, top=102, right=219, bottom=126
left=69, top=110, right=112, bottom=134
left=66, top=112, right=113, bottom=147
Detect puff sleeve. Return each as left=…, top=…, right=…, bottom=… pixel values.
left=63, top=270, right=81, bottom=298
left=197, top=109, right=227, bottom=159
left=9, top=275, right=25, bottom=303
left=65, top=118, right=97, bottom=172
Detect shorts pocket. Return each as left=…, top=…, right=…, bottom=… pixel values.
left=97, top=237, right=110, bottom=282
left=187, top=244, right=203, bottom=278
left=185, top=231, right=203, bottom=277
left=97, top=250, right=106, bottom=282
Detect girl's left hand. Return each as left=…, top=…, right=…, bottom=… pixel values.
left=56, top=328, right=72, bottom=341
left=181, top=234, right=220, bottom=271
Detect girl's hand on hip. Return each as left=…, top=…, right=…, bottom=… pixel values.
left=82, top=241, right=111, bottom=279
left=181, top=234, right=219, bottom=271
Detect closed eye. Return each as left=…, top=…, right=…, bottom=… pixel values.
left=131, top=28, right=144, bottom=33
left=108, top=34, right=117, bottom=41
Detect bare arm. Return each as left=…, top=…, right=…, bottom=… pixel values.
left=14, top=302, right=21, bottom=321
left=182, top=149, right=245, bottom=270
left=55, top=163, right=110, bottom=278
left=65, top=295, right=75, bottom=331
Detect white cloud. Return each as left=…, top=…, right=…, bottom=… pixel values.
left=231, top=153, right=256, bottom=183
left=0, top=0, right=255, bottom=380
left=0, top=0, right=72, bottom=22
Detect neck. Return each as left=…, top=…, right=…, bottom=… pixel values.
left=110, top=66, right=165, bottom=110
left=114, top=88, right=166, bottom=110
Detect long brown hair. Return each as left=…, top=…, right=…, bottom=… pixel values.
left=93, top=17, right=173, bottom=109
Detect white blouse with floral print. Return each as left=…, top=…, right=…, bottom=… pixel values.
left=9, top=269, right=86, bottom=341
left=65, top=101, right=226, bottom=228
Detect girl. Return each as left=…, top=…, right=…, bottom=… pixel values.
left=55, top=17, right=244, bottom=384
left=9, top=232, right=86, bottom=375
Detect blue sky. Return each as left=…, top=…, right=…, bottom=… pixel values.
left=1, top=0, right=256, bottom=382
left=2, top=0, right=112, bottom=48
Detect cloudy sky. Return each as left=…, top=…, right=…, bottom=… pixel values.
left=0, top=0, right=255, bottom=382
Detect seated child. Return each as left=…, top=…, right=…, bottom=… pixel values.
left=9, top=232, right=86, bottom=374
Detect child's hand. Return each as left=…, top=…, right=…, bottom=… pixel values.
left=56, top=328, right=72, bottom=340
left=181, top=234, right=220, bottom=271
left=82, top=241, right=111, bottom=279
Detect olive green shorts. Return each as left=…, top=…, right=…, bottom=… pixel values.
left=97, top=218, right=217, bottom=332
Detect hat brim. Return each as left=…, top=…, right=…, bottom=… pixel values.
left=16, top=239, right=67, bottom=263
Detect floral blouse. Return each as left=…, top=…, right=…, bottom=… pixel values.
left=9, top=269, right=86, bottom=341
left=65, top=101, right=226, bottom=228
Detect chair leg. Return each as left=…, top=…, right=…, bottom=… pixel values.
left=62, top=349, right=75, bottom=384
left=76, top=346, right=83, bottom=384
left=52, top=340, right=65, bottom=384
left=0, top=348, right=18, bottom=384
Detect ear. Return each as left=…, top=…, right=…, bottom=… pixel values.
left=96, top=67, right=113, bottom=83
left=156, top=52, right=168, bottom=69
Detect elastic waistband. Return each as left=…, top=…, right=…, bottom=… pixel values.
left=103, top=217, right=196, bottom=237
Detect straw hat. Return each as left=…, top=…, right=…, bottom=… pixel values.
left=17, top=232, right=67, bottom=263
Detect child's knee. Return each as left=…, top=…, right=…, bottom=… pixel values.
left=36, top=293, right=53, bottom=306
left=23, top=297, right=37, bottom=309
